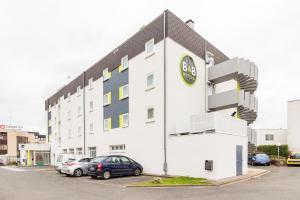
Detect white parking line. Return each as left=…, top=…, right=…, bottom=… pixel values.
left=0, top=167, right=27, bottom=172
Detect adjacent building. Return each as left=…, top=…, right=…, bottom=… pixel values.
left=254, top=99, right=300, bottom=151
left=0, top=127, right=48, bottom=165
left=45, top=10, right=258, bottom=179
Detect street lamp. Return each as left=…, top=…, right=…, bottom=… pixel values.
left=276, top=143, right=281, bottom=159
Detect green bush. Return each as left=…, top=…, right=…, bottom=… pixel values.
left=257, top=145, right=289, bottom=158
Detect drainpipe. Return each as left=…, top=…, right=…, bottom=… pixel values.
left=163, top=10, right=168, bottom=176
left=83, top=72, right=86, bottom=156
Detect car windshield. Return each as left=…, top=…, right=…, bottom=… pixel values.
left=67, top=158, right=76, bottom=162
left=256, top=154, right=268, bottom=158
left=290, top=153, right=300, bottom=159
left=90, top=156, right=106, bottom=163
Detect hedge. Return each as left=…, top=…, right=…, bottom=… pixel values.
left=257, top=144, right=289, bottom=158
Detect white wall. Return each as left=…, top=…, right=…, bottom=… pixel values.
left=255, top=129, right=287, bottom=146
left=287, top=100, right=300, bottom=151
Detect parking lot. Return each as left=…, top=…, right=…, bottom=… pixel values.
left=0, top=165, right=300, bottom=200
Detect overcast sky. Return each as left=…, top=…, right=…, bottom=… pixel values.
left=0, top=0, right=299, bottom=134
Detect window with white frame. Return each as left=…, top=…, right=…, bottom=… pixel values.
left=104, top=118, right=111, bottom=131
left=88, top=147, right=97, bottom=158
left=145, top=38, right=154, bottom=56
left=146, top=73, right=154, bottom=90
left=120, top=55, right=128, bottom=72
left=78, top=126, right=82, bottom=137
left=89, top=101, right=93, bottom=111
left=109, top=144, right=126, bottom=152
left=265, top=134, right=274, bottom=141
left=69, top=148, right=74, bottom=154
left=146, top=107, right=155, bottom=122
left=103, top=68, right=111, bottom=81
left=119, top=113, right=129, bottom=128
left=89, top=78, right=93, bottom=89
left=119, top=84, right=129, bottom=100
left=89, top=123, right=94, bottom=134
left=68, top=129, right=71, bottom=139
left=77, top=86, right=81, bottom=96
left=68, top=111, right=71, bottom=120
left=103, top=92, right=111, bottom=106
left=76, top=148, right=82, bottom=155
left=67, top=92, right=71, bottom=102
left=77, top=106, right=81, bottom=117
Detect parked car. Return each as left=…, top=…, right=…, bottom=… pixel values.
left=56, top=154, right=83, bottom=173
left=248, top=153, right=270, bottom=166
left=61, top=157, right=92, bottom=177
left=287, top=152, right=300, bottom=166
left=87, top=155, right=143, bottom=180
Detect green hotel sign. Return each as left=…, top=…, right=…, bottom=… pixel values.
left=180, top=55, right=197, bottom=86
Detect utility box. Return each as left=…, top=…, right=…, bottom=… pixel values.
left=205, top=160, right=213, bottom=171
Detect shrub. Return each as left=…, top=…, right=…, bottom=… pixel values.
left=257, top=144, right=289, bottom=158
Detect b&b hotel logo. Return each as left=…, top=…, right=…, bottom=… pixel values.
left=180, top=55, right=197, bottom=86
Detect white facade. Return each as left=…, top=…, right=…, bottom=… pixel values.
left=255, top=129, right=287, bottom=146
left=287, top=99, right=300, bottom=151
left=46, top=12, right=255, bottom=180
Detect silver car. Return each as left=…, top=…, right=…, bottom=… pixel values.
left=61, top=157, right=92, bottom=177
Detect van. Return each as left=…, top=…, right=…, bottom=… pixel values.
left=56, top=154, right=83, bottom=173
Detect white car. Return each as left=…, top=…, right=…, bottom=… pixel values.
left=56, top=154, right=83, bottom=173
left=61, top=157, right=92, bottom=177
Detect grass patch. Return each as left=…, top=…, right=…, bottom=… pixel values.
left=132, top=176, right=212, bottom=187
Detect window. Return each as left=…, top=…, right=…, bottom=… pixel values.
left=62, top=149, right=67, bottom=154
left=104, top=118, right=111, bottom=131
left=265, top=134, right=274, bottom=141
left=77, top=86, right=81, bottom=96
left=68, top=111, right=71, bottom=120
left=76, top=148, right=82, bottom=155
left=68, top=129, right=71, bottom=139
left=146, top=73, right=154, bottom=90
left=119, top=84, right=129, bottom=100
left=119, top=113, right=129, bottom=128
left=109, top=144, right=126, bottom=152
left=88, top=147, right=97, bottom=158
left=69, top=148, right=74, bottom=154
left=103, top=68, right=111, bottom=81
left=77, top=106, right=81, bottom=117
left=89, top=101, right=93, bottom=111
left=119, top=156, right=131, bottom=164
left=89, top=123, right=94, bottom=134
left=119, top=55, right=128, bottom=72
left=78, top=126, right=82, bottom=137
left=145, top=38, right=154, bottom=57
left=103, top=92, right=111, bottom=106
left=146, top=107, right=155, bottom=122
left=67, top=92, right=71, bottom=102
left=89, top=78, right=93, bottom=90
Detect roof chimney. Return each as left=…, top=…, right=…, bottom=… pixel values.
left=185, top=19, right=194, bottom=29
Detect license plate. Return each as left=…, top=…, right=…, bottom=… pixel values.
left=89, top=167, right=95, bottom=171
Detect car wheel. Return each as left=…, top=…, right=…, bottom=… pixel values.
left=134, top=168, right=141, bottom=176
left=74, top=169, right=83, bottom=177
left=103, top=171, right=111, bottom=180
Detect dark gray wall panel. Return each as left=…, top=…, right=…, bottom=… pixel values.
left=103, top=68, right=129, bottom=129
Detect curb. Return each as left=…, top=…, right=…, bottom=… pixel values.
left=126, top=170, right=270, bottom=188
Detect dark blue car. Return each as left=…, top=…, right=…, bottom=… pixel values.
left=87, top=155, right=143, bottom=179
left=248, top=153, right=271, bottom=166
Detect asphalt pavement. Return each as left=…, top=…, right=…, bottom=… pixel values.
left=0, top=165, right=299, bottom=200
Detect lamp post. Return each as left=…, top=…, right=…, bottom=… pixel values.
left=276, top=143, right=281, bottom=159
